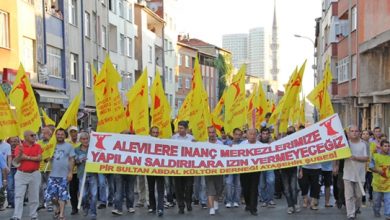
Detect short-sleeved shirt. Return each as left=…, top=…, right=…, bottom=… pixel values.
left=50, top=142, right=75, bottom=178
left=343, top=140, right=368, bottom=182
left=171, top=133, right=194, bottom=141
left=0, top=141, right=11, bottom=163
left=321, top=161, right=333, bottom=171
left=369, top=153, right=390, bottom=192
left=75, top=146, right=88, bottom=178
left=14, top=142, right=42, bottom=172
left=66, top=139, right=80, bottom=148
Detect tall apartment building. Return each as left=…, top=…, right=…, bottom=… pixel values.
left=333, top=0, right=358, bottom=127
left=146, top=0, right=177, bottom=117
left=248, top=27, right=270, bottom=79
left=222, top=27, right=271, bottom=82
left=222, top=34, right=248, bottom=69
left=357, top=0, right=390, bottom=130
left=107, top=0, right=137, bottom=103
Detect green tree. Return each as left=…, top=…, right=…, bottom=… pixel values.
left=214, top=53, right=233, bottom=99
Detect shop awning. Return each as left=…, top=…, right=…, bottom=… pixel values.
left=34, top=89, right=68, bottom=105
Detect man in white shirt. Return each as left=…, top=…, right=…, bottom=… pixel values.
left=240, top=128, right=261, bottom=216
left=343, top=125, right=369, bottom=220
left=172, top=121, right=194, bottom=214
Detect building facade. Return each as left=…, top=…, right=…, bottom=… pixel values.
left=222, top=34, right=248, bottom=69
left=176, top=41, right=197, bottom=115
left=358, top=0, right=390, bottom=131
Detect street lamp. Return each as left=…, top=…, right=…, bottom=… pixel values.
left=294, top=34, right=318, bottom=122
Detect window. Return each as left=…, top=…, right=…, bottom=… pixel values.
left=164, top=66, right=168, bottom=82
left=109, top=0, right=116, bottom=13
left=70, top=53, right=78, bottom=80
left=185, top=55, right=190, bottom=67
left=169, top=68, right=173, bottom=83
left=118, top=0, right=124, bottom=17
left=351, top=6, right=357, bottom=31
left=0, top=10, right=9, bottom=48
left=169, top=94, right=173, bottom=106
left=85, top=62, right=91, bottom=87
left=93, top=59, right=98, bottom=72
left=178, top=76, right=182, bottom=89
left=148, top=76, right=152, bottom=87
left=21, top=37, right=34, bottom=72
left=169, top=42, right=173, bottom=55
left=69, top=0, right=77, bottom=25
left=177, top=99, right=182, bottom=109
left=47, top=46, right=62, bottom=78
left=126, top=37, right=132, bottom=57
left=101, top=25, right=107, bottom=48
left=337, top=57, right=349, bottom=83
left=164, top=39, right=168, bottom=50
left=120, top=34, right=125, bottom=55
left=84, top=11, right=90, bottom=37
left=127, top=3, right=132, bottom=22
left=148, top=45, right=152, bottom=63
left=177, top=54, right=182, bottom=66
left=185, top=78, right=190, bottom=89
left=121, top=72, right=132, bottom=90
left=352, top=54, right=357, bottom=79
left=92, top=12, right=97, bottom=42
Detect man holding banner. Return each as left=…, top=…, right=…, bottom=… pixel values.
left=240, top=128, right=261, bottom=216
left=343, top=125, right=369, bottom=220
left=205, top=126, right=224, bottom=215
left=172, top=121, right=194, bottom=214
left=146, top=126, right=165, bottom=217
left=75, top=132, right=97, bottom=220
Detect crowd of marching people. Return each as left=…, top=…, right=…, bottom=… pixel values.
left=0, top=114, right=389, bottom=220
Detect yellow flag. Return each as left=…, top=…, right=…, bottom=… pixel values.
left=307, top=59, right=334, bottom=120
left=42, top=92, right=81, bottom=160
left=57, top=92, right=81, bottom=129
left=247, top=85, right=258, bottom=129
left=127, top=68, right=149, bottom=135
left=9, top=64, right=41, bottom=136
left=151, top=71, right=172, bottom=138
left=0, top=87, right=19, bottom=139
left=224, top=65, right=247, bottom=134
left=269, top=61, right=306, bottom=133
left=189, top=57, right=211, bottom=141
left=211, top=90, right=226, bottom=136
left=174, top=91, right=192, bottom=131
left=41, top=108, right=55, bottom=126
left=299, top=98, right=306, bottom=125
left=257, top=82, right=269, bottom=127
left=94, top=56, right=128, bottom=132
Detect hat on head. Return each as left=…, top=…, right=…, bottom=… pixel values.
left=68, top=126, right=78, bottom=132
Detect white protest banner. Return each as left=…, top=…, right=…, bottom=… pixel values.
left=85, top=114, right=351, bottom=176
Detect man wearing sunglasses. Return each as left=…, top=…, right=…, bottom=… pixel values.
left=10, top=130, right=42, bottom=220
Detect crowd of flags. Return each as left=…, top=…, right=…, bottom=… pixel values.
left=0, top=55, right=335, bottom=156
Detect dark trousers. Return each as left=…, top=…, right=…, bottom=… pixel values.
left=240, top=172, right=260, bottom=212
left=69, top=174, right=79, bottom=210
left=300, top=168, right=321, bottom=199
left=280, top=168, right=298, bottom=207
left=363, top=171, right=373, bottom=202
left=147, top=176, right=165, bottom=211
left=274, top=170, right=283, bottom=197
left=335, top=173, right=345, bottom=206
left=173, top=176, right=194, bottom=210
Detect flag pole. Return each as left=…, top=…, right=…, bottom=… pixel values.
left=77, top=169, right=87, bottom=210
